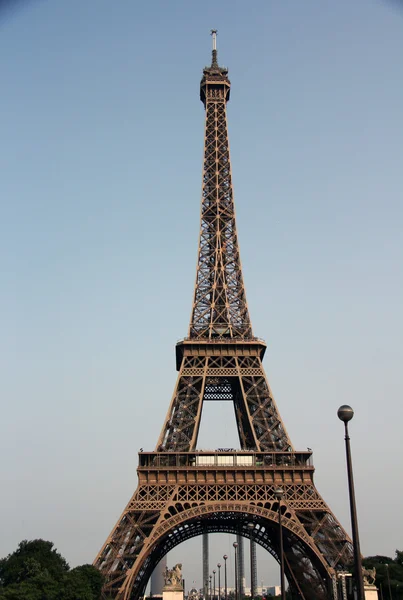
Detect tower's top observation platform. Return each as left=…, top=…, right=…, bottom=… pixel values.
left=200, top=29, right=230, bottom=105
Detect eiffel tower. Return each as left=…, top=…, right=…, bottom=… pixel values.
left=94, top=32, right=353, bottom=600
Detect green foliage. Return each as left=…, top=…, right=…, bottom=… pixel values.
left=65, top=565, right=104, bottom=600
left=58, top=570, right=94, bottom=600
left=363, top=550, right=403, bottom=598
left=363, top=554, right=393, bottom=566
left=0, top=540, right=69, bottom=587
left=0, top=571, right=58, bottom=600
left=0, top=540, right=103, bottom=600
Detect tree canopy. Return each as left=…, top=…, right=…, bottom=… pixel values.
left=0, top=540, right=103, bottom=600
left=363, top=550, right=403, bottom=597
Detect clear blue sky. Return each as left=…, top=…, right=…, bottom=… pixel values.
left=0, top=0, right=402, bottom=589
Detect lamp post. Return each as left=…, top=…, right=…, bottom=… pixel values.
left=274, top=488, right=286, bottom=600
left=233, top=541, right=239, bottom=600
left=386, top=564, right=392, bottom=600
left=217, top=563, right=221, bottom=600
left=338, top=405, right=365, bottom=600
left=223, top=555, right=228, bottom=600
left=213, top=570, right=216, bottom=600
left=210, top=575, right=212, bottom=600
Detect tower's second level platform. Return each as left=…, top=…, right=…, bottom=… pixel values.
left=175, top=337, right=267, bottom=370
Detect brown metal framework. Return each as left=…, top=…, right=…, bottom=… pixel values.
left=94, top=36, right=353, bottom=600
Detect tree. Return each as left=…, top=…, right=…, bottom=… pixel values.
left=0, top=540, right=103, bottom=600
left=58, top=570, right=94, bottom=600
left=0, top=540, right=68, bottom=587
left=63, top=566, right=103, bottom=600
left=0, top=571, right=58, bottom=600
left=363, top=551, right=403, bottom=599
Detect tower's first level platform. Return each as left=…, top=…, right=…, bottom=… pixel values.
left=137, top=450, right=315, bottom=487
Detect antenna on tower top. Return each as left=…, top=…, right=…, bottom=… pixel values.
left=210, top=29, right=219, bottom=68
left=211, top=29, right=217, bottom=51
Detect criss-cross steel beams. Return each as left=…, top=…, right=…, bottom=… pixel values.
left=190, top=60, right=251, bottom=340
left=94, top=453, right=353, bottom=600
left=157, top=347, right=293, bottom=452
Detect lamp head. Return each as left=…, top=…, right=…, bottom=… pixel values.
left=337, top=405, right=354, bottom=423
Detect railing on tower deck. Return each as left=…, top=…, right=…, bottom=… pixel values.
left=138, top=451, right=313, bottom=469
left=177, top=337, right=267, bottom=344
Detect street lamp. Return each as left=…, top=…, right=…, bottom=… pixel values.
left=210, top=575, right=212, bottom=600
left=223, top=555, right=228, bottom=600
left=274, top=488, right=286, bottom=600
left=217, top=563, right=221, bottom=600
left=338, top=405, right=365, bottom=600
left=213, top=570, right=216, bottom=600
left=247, top=523, right=256, bottom=599
left=233, top=541, right=239, bottom=600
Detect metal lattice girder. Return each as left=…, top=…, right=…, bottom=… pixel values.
left=157, top=352, right=293, bottom=452
left=189, top=50, right=251, bottom=340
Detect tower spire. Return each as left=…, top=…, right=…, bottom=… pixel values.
left=210, top=28, right=218, bottom=67
left=194, top=33, right=247, bottom=339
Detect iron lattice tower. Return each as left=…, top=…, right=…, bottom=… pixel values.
left=94, top=33, right=353, bottom=600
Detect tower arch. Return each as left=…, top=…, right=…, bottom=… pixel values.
left=117, top=504, right=333, bottom=600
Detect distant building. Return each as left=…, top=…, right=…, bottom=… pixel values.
left=188, top=587, right=200, bottom=600
left=265, top=587, right=281, bottom=597
left=211, top=584, right=281, bottom=598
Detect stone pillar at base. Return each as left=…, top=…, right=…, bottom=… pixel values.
left=364, top=584, right=378, bottom=600
left=163, top=590, right=184, bottom=600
